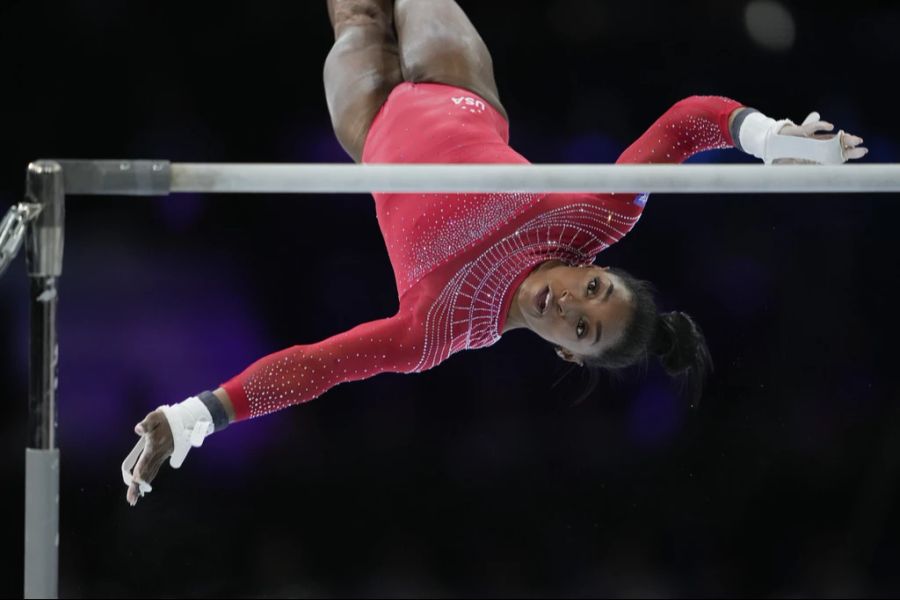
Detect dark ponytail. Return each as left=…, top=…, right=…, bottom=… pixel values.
left=649, top=311, right=714, bottom=407
left=571, top=267, right=713, bottom=408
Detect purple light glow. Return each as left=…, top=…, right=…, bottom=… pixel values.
left=709, top=255, right=773, bottom=318
left=155, top=193, right=207, bottom=232
left=55, top=234, right=287, bottom=474
left=628, top=381, right=682, bottom=448
left=562, top=133, right=621, bottom=163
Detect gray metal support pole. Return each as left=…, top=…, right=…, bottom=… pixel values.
left=23, top=160, right=64, bottom=599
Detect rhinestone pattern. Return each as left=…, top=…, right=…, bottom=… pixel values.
left=412, top=199, right=643, bottom=371
left=220, top=87, right=742, bottom=421
left=377, top=191, right=538, bottom=296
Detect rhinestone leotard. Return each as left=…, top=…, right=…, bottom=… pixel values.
left=221, top=83, right=743, bottom=420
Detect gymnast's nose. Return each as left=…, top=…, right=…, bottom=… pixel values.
left=557, top=290, right=572, bottom=316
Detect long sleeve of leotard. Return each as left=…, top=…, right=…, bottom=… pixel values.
left=218, top=94, right=747, bottom=422
left=616, top=95, right=745, bottom=164
left=220, top=308, right=423, bottom=421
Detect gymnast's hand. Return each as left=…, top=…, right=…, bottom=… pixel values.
left=773, top=112, right=867, bottom=164
left=125, top=409, right=174, bottom=506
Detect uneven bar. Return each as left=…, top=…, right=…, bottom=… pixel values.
left=57, top=160, right=171, bottom=195
left=166, top=163, right=900, bottom=194
left=36, top=161, right=900, bottom=195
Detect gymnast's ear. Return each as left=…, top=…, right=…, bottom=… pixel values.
left=555, top=346, right=584, bottom=367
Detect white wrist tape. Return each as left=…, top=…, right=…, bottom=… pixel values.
left=160, top=396, right=215, bottom=469
left=738, top=111, right=846, bottom=165
left=121, top=395, right=214, bottom=497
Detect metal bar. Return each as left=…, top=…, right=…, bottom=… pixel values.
left=56, top=159, right=171, bottom=195
left=162, top=163, right=900, bottom=194
left=36, top=160, right=900, bottom=195
left=23, top=160, right=64, bottom=600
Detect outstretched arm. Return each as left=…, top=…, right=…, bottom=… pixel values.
left=617, top=95, right=866, bottom=166
left=125, top=309, right=425, bottom=505
left=616, top=95, right=747, bottom=165
left=220, top=313, right=423, bottom=421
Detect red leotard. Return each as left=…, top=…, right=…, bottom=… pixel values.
left=221, top=82, right=742, bottom=420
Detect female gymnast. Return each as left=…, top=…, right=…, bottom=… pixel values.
left=123, top=0, right=866, bottom=506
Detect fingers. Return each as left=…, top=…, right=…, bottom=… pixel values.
left=128, top=428, right=157, bottom=506
left=127, top=456, right=158, bottom=507
left=845, top=146, right=868, bottom=160
left=775, top=116, right=869, bottom=163
left=131, top=443, right=151, bottom=486
left=127, top=444, right=152, bottom=506
left=801, top=111, right=821, bottom=126
left=127, top=410, right=175, bottom=506
left=798, top=118, right=869, bottom=160
left=801, top=121, right=834, bottom=137
left=841, top=131, right=868, bottom=161
left=127, top=482, right=142, bottom=506
left=842, top=132, right=864, bottom=148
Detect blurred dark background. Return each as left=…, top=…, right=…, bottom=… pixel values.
left=2, top=0, right=899, bottom=596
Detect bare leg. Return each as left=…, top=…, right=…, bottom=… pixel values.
left=393, top=0, right=507, bottom=120
left=324, top=0, right=404, bottom=162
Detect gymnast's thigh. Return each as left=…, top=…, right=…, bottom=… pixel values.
left=324, top=9, right=403, bottom=162
left=394, top=0, right=507, bottom=121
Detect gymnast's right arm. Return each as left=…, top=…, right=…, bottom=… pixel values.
left=124, top=309, right=424, bottom=506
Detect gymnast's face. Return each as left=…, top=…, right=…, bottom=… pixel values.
left=508, top=261, right=634, bottom=364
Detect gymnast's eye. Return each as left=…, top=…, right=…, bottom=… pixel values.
left=587, top=277, right=599, bottom=295
left=576, top=317, right=586, bottom=338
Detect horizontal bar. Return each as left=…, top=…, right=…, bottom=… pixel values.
left=41, top=160, right=900, bottom=195
left=54, top=160, right=171, bottom=195
left=170, top=163, right=900, bottom=194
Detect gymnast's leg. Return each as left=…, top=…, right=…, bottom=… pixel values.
left=393, top=0, right=508, bottom=120
left=324, top=0, right=404, bottom=162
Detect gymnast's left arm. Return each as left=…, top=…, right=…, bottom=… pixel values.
left=616, top=95, right=867, bottom=165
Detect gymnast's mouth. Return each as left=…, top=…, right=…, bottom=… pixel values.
left=534, top=285, right=551, bottom=316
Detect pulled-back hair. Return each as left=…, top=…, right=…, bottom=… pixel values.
left=566, top=266, right=713, bottom=407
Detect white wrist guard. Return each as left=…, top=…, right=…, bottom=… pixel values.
left=738, top=110, right=846, bottom=165
left=159, top=395, right=215, bottom=469
left=121, top=395, right=215, bottom=497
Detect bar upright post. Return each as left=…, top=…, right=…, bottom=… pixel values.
left=23, top=160, right=64, bottom=600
